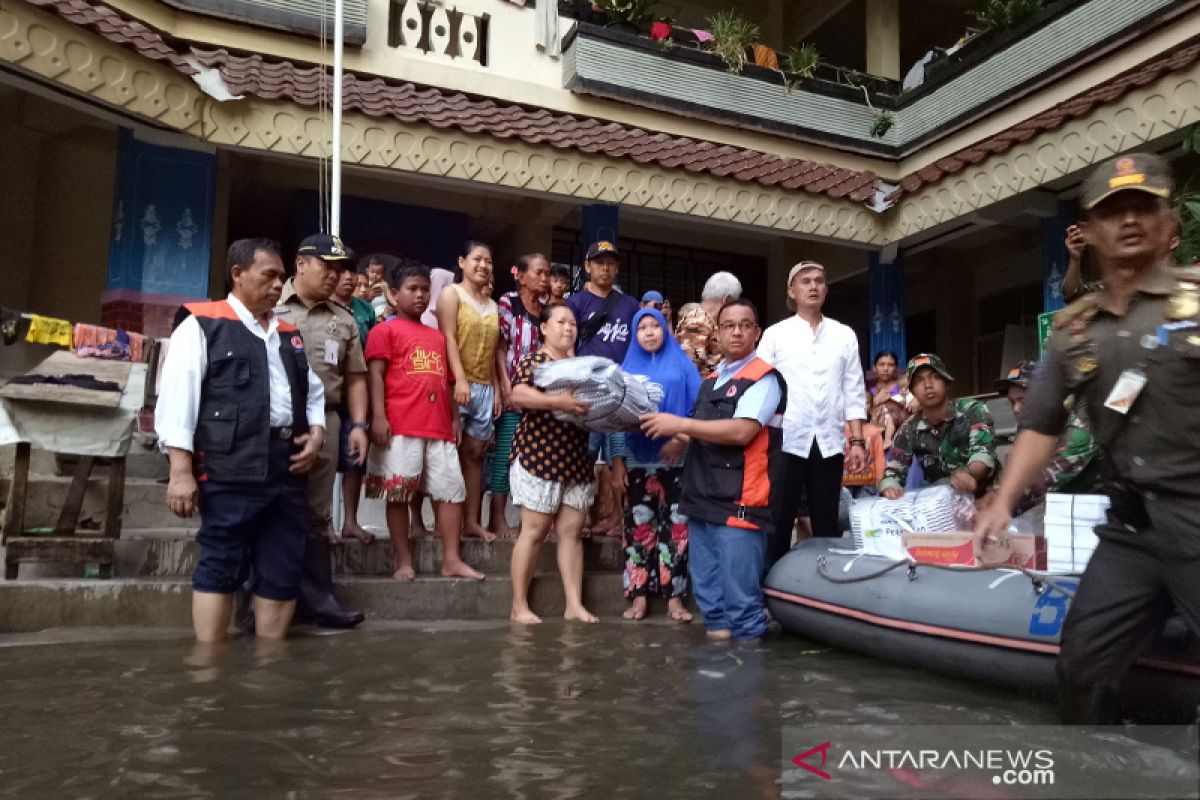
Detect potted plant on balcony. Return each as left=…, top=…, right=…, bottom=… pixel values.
left=971, top=0, right=1044, bottom=31
left=779, top=42, right=820, bottom=93
left=591, top=0, right=660, bottom=34
left=706, top=9, right=759, bottom=74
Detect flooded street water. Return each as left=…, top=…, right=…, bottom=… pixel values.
left=0, top=621, right=1068, bottom=798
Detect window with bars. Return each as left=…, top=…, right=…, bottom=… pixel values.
left=551, top=228, right=767, bottom=314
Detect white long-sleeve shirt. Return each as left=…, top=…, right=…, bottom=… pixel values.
left=155, top=294, right=325, bottom=453
left=757, top=314, right=867, bottom=459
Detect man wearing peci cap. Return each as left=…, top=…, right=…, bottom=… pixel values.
left=758, top=261, right=867, bottom=566
left=271, top=233, right=368, bottom=628
left=155, top=238, right=327, bottom=642
left=978, top=152, right=1200, bottom=723
left=993, top=361, right=1097, bottom=517
left=879, top=353, right=997, bottom=500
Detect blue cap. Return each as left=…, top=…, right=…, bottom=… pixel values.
left=641, top=290, right=664, bottom=304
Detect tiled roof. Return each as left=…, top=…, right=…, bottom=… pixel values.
left=27, top=0, right=882, bottom=203
left=890, top=37, right=1200, bottom=202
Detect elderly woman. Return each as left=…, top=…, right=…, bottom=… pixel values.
left=508, top=304, right=598, bottom=625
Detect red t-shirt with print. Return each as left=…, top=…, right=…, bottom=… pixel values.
left=364, top=317, right=454, bottom=442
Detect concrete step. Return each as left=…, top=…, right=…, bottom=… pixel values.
left=107, top=530, right=624, bottom=578
left=334, top=535, right=625, bottom=577
left=0, top=572, right=684, bottom=632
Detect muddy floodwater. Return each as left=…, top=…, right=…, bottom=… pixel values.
left=0, top=621, right=1189, bottom=799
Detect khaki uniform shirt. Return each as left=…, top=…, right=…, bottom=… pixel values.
left=1021, top=264, right=1200, bottom=556
left=276, top=280, right=367, bottom=407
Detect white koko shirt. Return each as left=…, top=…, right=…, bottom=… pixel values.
left=757, top=314, right=867, bottom=460
left=155, top=294, right=325, bottom=453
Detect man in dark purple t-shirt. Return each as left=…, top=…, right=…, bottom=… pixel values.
left=567, top=240, right=642, bottom=363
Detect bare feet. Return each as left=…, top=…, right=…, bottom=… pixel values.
left=489, top=520, right=519, bottom=540
left=564, top=606, right=599, bottom=623
left=705, top=628, right=733, bottom=640
left=622, top=596, right=647, bottom=621
left=668, top=598, right=693, bottom=623
left=511, top=607, right=542, bottom=624
left=462, top=522, right=498, bottom=543
left=410, top=517, right=432, bottom=539
left=392, top=565, right=416, bottom=581
left=441, top=560, right=485, bottom=581
left=340, top=523, right=375, bottom=544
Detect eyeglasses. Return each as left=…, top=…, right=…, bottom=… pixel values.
left=719, top=321, right=758, bottom=333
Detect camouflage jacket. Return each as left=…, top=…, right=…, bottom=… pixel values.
left=1011, top=409, right=1098, bottom=517
left=880, top=397, right=997, bottom=492
left=674, top=305, right=721, bottom=375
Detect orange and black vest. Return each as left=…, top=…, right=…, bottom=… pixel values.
left=678, top=357, right=786, bottom=532
left=180, top=300, right=310, bottom=482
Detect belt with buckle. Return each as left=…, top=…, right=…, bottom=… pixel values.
left=270, top=426, right=294, bottom=440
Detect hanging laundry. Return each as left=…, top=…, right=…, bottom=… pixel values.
left=1, top=307, right=27, bottom=346
left=25, top=315, right=73, bottom=347
left=536, top=0, right=560, bottom=56
left=73, top=323, right=115, bottom=349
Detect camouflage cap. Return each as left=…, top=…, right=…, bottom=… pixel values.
left=996, top=360, right=1037, bottom=394
left=1080, top=152, right=1173, bottom=210
left=907, top=353, right=954, bottom=383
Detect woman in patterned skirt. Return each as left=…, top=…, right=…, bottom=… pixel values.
left=610, top=308, right=702, bottom=622
left=508, top=304, right=598, bottom=624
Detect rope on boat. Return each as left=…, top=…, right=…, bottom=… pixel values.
left=815, top=554, right=1078, bottom=598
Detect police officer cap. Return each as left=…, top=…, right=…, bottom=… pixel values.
left=1080, top=153, right=1173, bottom=210
left=297, top=233, right=352, bottom=262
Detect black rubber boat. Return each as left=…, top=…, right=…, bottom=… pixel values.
left=764, top=536, right=1200, bottom=721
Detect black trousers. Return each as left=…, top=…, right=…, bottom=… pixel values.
left=1057, top=536, right=1200, bottom=723
left=766, top=440, right=844, bottom=570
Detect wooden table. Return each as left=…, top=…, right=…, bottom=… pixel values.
left=1, top=353, right=143, bottom=579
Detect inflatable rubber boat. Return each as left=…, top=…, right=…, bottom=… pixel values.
left=764, top=536, right=1200, bottom=721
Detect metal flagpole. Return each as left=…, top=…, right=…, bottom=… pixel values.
left=330, top=0, right=344, bottom=236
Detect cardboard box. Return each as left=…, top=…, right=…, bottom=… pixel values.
left=901, top=532, right=1047, bottom=570
left=980, top=533, right=1047, bottom=570
left=903, top=533, right=977, bottom=566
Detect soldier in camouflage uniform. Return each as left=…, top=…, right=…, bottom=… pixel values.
left=996, top=360, right=1098, bottom=516
left=879, top=353, right=998, bottom=499
left=674, top=303, right=721, bottom=375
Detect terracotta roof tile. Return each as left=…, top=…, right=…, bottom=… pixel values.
left=29, top=0, right=879, bottom=206
left=890, top=36, right=1200, bottom=202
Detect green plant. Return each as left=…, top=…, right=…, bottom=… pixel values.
left=970, top=0, right=1044, bottom=31
left=844, top=70, right=895, bottom=139
left=707, top=9, right=760, bottom=74
left=1176, top=124, right=1200, bottom=265
left=870, top=110, right=895, bottom=138
left=593, top=0, right=660, bottom=28
left=778, top=42, right=820, bottom=93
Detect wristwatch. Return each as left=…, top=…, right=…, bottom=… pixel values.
left=348, top=421, right=370, bottom=431
left=848, top=437, right=867, bottom=448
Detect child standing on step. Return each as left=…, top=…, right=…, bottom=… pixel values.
left=365, top=258, right=485, bottom=582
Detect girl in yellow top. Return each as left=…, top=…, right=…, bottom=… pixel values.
left=437, top=241, right=501, bottom=542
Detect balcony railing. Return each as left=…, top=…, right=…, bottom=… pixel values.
left=386, top=0, right=489, bottom=66
left=563, top=0, right=1190, bottom=156
left=161, top=0, right=369, bottom=45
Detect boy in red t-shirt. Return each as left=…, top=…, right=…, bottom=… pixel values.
left=365, top=259, right=484, bottom=582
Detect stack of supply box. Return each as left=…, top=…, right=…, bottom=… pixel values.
left=1045, top=493, right=1108, bottom=572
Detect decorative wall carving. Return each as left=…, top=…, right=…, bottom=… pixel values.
left=886, top=65, right=1200, bottom=241
left=4, top=0, right=1200, bottom=248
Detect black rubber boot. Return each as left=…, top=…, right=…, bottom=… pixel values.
left=295, top=536, right=365, bottom=629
